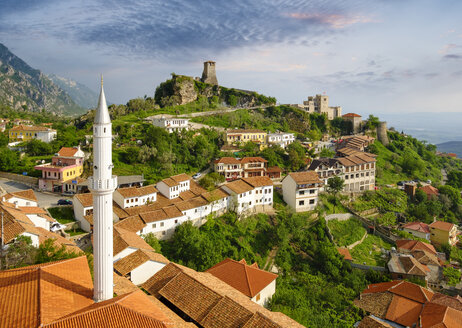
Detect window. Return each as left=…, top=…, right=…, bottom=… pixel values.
left=299, top=190, right=305, bottom=195
left=310, top=189, right=315, bottom=194
left=152, top=223, right=156, bottom=228
left=162, top=231, right=166, bottom=236
left=175, top=219, right=178, bottom=224
left=309, top=199, right=315, bottom=204
left=299, top=200, right=305, bottom=206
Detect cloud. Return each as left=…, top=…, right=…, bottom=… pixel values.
left=286, top=13, right=375, bottom=29
left=444, top=54, right=462, bottom=60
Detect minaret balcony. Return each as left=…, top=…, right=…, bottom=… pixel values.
left=88, top=175, right=118, bottom=191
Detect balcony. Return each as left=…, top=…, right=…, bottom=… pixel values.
left=88, top=175, right=118, bottom=191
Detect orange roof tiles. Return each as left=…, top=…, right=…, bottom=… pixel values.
left=171, top=173, right=190, bottom=183
left=385, top=295, right=423, bottom=327
left=357, top=316, right=394, bottom=328
left=240, top=157, right=267, bottom=164
left=10, top=125, right=52, bottom=132
left=4, top=189, right=38, bottom=202
left=115, top=215, right=147, bottom=233
left=226, top=129, right=266, bottom=134
left=242, top=176, right=273, bottom=188
left=74, top=193, right=93, bottom=207
left=419, top=185, right=439, bottom=197
left=57, top=147, right=81, bottom=157
left=286, top=171, right=323, bottom=184
left=396, top=239, right=436, bottom=255
left=420, top=302, right=462, bottom=328
left=0, top=256, right=94, bottom=328
left=223, top=179, right=254, bottom=194
left=206, top=258, right=277, bottom=298
left=114, top=249, right=169, bottom=276
left=215, top=157, right=241, bottom=164
left=337, top=247, right=353, bottom=261
left=430, top=221, right=455, bottom=232
left=113, top=227, right=153, bottom=256
left=402, top=222, right=430, bottom=234
left=342, top=113, right=362, bottom=118
left=117, top=185, right=158, bottom=198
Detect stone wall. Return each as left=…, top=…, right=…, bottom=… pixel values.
left=377, top=121, right=389, bottom=146
left=0, top=171, right=38, bottom=187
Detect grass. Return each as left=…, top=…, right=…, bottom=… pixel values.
left=48, top=207, right=76, bottom=224
left=327, top=217, right=366, bottom=247
left=350, top=234, right=393, bottom=266
left=65, top=228, right=87, bottom=236
left=319, top=194, right=349, bottom=214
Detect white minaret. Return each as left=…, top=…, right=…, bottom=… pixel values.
left=89, top=76, right=117, bottom=302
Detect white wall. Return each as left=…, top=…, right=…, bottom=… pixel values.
left=113, top=246, right=137, bottom=262
left=20, top=232, right=40, bottom=247
left=251, top=279, right=276, bottom=307
left=27, top=214, right=51, bottom=230
left=6, top=197, right=38, bottom=207
left=130, top=260, right=167, bottom=285
left=73, top=197, right=92, bottom=232
left=403, top=228, right=430, bottom=241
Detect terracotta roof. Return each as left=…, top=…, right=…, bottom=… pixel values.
left=420, top=302, right=462, bottom=328
left=342, top=113, right=362, bottom=118
left=419, top=185, right=439, bottom=197
left=336, top=153, right=376, bottom=167
left=113, top=226, right=153, bottom=256
left=113, top=272, right=140, bottom=296
left=223, top=179, right=254, bottom=194
left=242, top=176, right=273, bottom=188
left=387, top=254, right=429, bottom=276
left=402, top=222, right=430, bottom=234
left=206, top=258, right=278, bottom=298
left=138, top=185, right=158, bottom=196
left=337, top=247, right=353, bottom=261
left=201, top=188, right=229, bottom=202
left=286, top=171, right=323, bottom=184
left=396, top=239, right=436, bottom=255
left=143, top=263, right=304, bottom=328
left=117, top=185, right=158, bottom=198
left=215, top=157, right=241, bottom=164
left=266, top=166, right=282, bottom=173
left=57, top=147, right=81, bottom=157
left=357, top=316, right=394, bottom=328
left=10, top=125, right=52, bottom=131
left=114, top=249, right=169, bottom=276
left=240, top=157, right=268, bottom=164
left=0, top=256, right=94, bottom=328
left=47, top=290, right=172, bottom=328
left=385, top=295, right=423, bottom=327
left=171, top=173, right=190, bottom=183
left=74, top=193, right=93, bottom=207
left=430, top=221, right=455, bottom=232
left=431, top=293, right=462, bottom=311
left=176, top=196, right=208, bottom=212
left=16, top=206, right=47, bottom=215
left=115, top=215, right=147, bottom=233
left=4, top=189, right=38, bottom=202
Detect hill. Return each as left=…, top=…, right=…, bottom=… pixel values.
left=0, top=43, right=85, bottom=115
left=48, top=74, right=99, bottom=109
left=437, top=141, right=462, bottom=158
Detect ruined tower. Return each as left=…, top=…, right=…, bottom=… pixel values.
left=377, top=121, right=389, bottom=146
left=201, top=61, right=218, bottom=85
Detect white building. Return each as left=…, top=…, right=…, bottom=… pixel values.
left=113, top=249, right=169, bottom=285
left=267, top=132, right=295, bottom=149
left=206, top=258, right=278, bottom=307
left=282, top=171, right=323, bottom=212
left=3, top=189, right=39, bottom=207
left=152, top=117, right=189, bottom=133
left=156, top=173, right=191, bottom=199
left=138, top=206, right=187, bottom=240
left=402, top=222, right=431, bottom=241
left=113, top=185, right=157, bottom=209
left=36, top=129, right=57, bottom=143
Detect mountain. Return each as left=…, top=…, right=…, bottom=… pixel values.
left=436, top=141, right=462, bottom=158
left=48, top=74, right=99, bottom=109
left=0, top=43, right=85, bottom=115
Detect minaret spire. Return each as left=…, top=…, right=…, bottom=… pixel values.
left=89, top=76, right=117, bottom=302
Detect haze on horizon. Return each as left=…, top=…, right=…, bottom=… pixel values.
left=1, top=0, right=462, bottom=115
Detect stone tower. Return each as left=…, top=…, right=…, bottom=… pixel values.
left=88, top=77, right=118, bottom=302
left=201, top=61, right=218, bottom=85
left=377, top=121, right=389, bottom=146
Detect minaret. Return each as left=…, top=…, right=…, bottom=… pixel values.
left=89, top=76, right=117, bottom=302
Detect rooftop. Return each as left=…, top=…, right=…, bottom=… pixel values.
left=402, top=222, right=430, bottom=234
left=429, top=220, right=455, bottom=231
left=286, top=171, right=323, bottom=185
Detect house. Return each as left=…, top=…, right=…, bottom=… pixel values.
left=336, top=135, right=375, bottom=153
left=282, top=171, right=323, bottom=212
left=396, top=240, right=437, bottom=255
left=0, top=256, right=175, bottom=327
left=206, top=258, right=278, bottom=306
left=35, top=146, right=85, bottom=192
left=113, top=226, right=154, bottom=262
left=138, top=206, right=187, bottom=240
left=308, top=158, right=343, bottom=186
left=113, top=248, right=169, bottom=285
left=142, top=262, right=305, bottom=328
left=354, top=280, right=462, bottom=328
left=402, top=222, right=431, bottom=241
left=156, top=173, right=191, bottom=199
left=429, top=221, right=458, bottom=246
left=113, top=185, right=158, bottom=208
left=2, top=189, right=38, bottom=207
left=214, top=156, right=281, bottom=181
left=336, top=153, right=376, bottom=192
left=419, top=185, right=439, bottom=200
left=267, top=132, right=295, bottom=149
left=387, top=253, right=430, bottom=284
left=221, top=176, right=273, bottom=215
left=8, top=125, right=57, bottom=143
left=226, top=129, right=267, bottom=150
left=151, top=116, right=189, bottom=133
left=342, top=113, right=362, bottom=133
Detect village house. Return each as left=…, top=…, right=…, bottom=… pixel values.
left=429, top=221, right=458, bottom=246
left=342, top=113, right=362, bottom=133
left=156, top=173, right=191, bottom=199
left=307, top=158, right=342, bottom=186
left=387, top=253, right=430, bottom=284
left=282, top=171, right=323, bottom=212
left=151, top=116, right=189, bottom=133
left=35, top=146, right=85, bottom=192
left=8, top=124, right=57, bottom=143
left=113, top=185, right=158, bottom=208
left=226, top=129, right=267, bottom=150
left=401, top=222, right=431, bottom=241
left=206, top=258, right=278, bottom=306
left=355, top=280, right=462, bottom=328
left=2, top=189, right=38, bottom=207
left=214, top=156, right=282, bottom=181
left=267, top=132, right=295, bottom=149
left=337, top=153, right=376, bottom=192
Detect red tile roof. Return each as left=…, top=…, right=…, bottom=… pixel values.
left=396, top=239, right=436, bottom=255
left=337, top=247, right=353, bottom=261
left=342, top=113, right=362, bottom=118
left=430, top=221, right=455, bottom=232
left=57, top=147, right=81, bottom=157
left=402, top=222, right=430, bottom=234
left=206, top=258, right=278, bottom=298
left=286, top=171, right=323, bottom=184
left=419, top=185, right=439, bottom=197
left=4, top=189, right=38, bottom=202
left=215, top=157, right=241, bottom=164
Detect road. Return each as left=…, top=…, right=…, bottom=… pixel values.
left=0, top=178, right=70, bottom=208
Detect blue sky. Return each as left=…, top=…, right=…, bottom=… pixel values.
left=1, top=0, right=462, bottom=115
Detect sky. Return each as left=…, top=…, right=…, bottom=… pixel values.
left=1, top=0, right=462, bottom=115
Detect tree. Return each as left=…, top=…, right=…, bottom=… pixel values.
left=35, top=238, right=81, bottom=264
left=327, top=176, right=345, bottom=195
left=365, top=115, right=380, bottom=130
left=319, top=147, right=335, bottom=158
left=142, top=233, right=162, bottom=252
left=25, top=139, right=53, bottom=156
left=0, top=147, right=18, bottom=171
